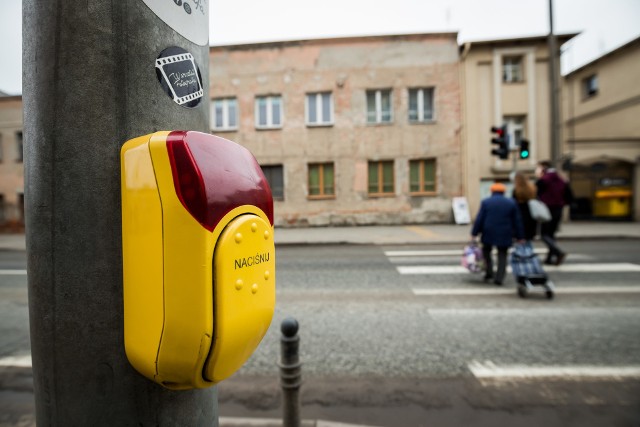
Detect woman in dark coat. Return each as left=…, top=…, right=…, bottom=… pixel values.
left=471, top=182, right=525, bottom=285
left=512, top=172, right=538, bottom=241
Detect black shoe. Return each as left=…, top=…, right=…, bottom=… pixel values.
left=493, top=280, right=503, bottom=286
left=556, top=253, right=567, bottom=266
left=483, top=274, right=494, bottom=283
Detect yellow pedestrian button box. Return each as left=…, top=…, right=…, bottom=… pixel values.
left=121, top=131, right=275, bottom=389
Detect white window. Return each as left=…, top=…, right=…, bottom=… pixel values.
left=408, top=88, right=435, bottom=123
left=504, top=116, right=526, bottom=150
left=211, top=98, right=238, bottom=131
left=583, top=74, right=598, bottom=98
left=255, top=95, right=283, bottom=129
left=306, top=92, right=333, bottom=126
left=366, top=89, right=393, bottom=124
left=503, top=56, right=523, bottom=83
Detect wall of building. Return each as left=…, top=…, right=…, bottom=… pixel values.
left=461, top=39, right=558, bottom=215
left=563, top=38, right=640, bottom=220
left=210, top=34, right=463, bottom=227
left=0, top=97, right=24, bottom=230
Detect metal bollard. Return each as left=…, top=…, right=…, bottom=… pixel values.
left=279, top=317, right=302, bottom=427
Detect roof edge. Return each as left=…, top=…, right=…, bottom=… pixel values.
left=210, top=32, right=459, bottom=50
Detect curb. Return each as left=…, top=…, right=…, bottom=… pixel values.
left=219, top=418, right=377, bottom=427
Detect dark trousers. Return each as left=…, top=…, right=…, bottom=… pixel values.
left=540, top=207, right=565, bottom=262
left=482, top=245, right=509, bottom=283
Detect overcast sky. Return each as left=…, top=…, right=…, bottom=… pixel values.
left=1, top=0, right=639, bottom=95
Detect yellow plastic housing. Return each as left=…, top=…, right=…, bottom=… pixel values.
left=121, top=132, right=275, bottom=389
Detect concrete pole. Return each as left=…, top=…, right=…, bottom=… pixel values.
left=23, top=1, right=215, bottom=425
left=548, top=0, right=562, bottom=166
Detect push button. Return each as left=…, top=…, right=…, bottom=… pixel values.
left=204, top=214, right=276, bottom=383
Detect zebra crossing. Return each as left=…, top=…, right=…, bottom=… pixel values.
left=384, top=248, right=640, bottom=296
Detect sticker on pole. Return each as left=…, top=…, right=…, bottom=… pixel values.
left=155, top=47, right=204, bottom=108
left=141, top=0, right=209, bottom=46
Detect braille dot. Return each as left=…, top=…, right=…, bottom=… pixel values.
left=264, top=271, right=270, bottom=280
left=251, top=284, right=258, bottom=294
left=251, top=223, right=258, bottom=232
left=264, top=230, right=270, bottom=240
left=235, top=233, right=243, bottom=243
left=235, top=279, right=243, bottom=291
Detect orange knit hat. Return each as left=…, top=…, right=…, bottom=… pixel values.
left=490, top=182, right=506, bottom=193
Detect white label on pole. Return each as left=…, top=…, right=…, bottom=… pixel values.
left=452, top=197, right=471, bottom=225
left=141, top=0, right=209, bottom=46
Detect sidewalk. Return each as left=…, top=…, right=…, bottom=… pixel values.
left=1, top=222, right=638, bottom=251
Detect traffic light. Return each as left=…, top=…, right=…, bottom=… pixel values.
left=490, top=125, right=509, bottom=159
left=519, top=139, right=530, bottom=159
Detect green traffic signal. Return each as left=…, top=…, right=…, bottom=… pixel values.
left=519, top=139, right=530, bottom=159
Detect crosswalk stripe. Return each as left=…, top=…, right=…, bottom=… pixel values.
left=398, top=263, right=640, bottom=275
left=385, top=249, right=549, bottom=257
left=0, top=355, right=32, bottom=367
left=0, top=269, right=27, bottom=275
left=468, top=360, right=640, bottom=379
left=412, top=285, right=640, bottom=296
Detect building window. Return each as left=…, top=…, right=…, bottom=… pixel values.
left=16, top=131, right=23, bottom=162
left=211, top=98, right=238, bottom=131
left=261, top=165, right=284, bottom=201
left=18, top=193, right=24, bottom=224
left=255, top=95, right=283, bottom=129
left=0, top=194, right=5, bottom=224
left=408, top=88, right=435, bottom=123
left=308, top=163, right=335, bottom=198
left=366, top=89, right=393, bottom=124
left=504, top=116, right=526, bottom=150
left=583, top=74, right=598, bottom=98
left=368, top=160, right=394, bottom=196
left=409, top=159, right=436, bottom=194
left=502, top=56, right=523, bottom=83
left=306, top=92, right=333, bottom=126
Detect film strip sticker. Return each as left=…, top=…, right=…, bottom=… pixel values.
left=155, top=49, right=203, bottom=107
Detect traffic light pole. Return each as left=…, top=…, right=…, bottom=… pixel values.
left=23, top=1, right=216, bottom=425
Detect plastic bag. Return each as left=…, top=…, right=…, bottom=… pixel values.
left=462, top=242, right=485, bottom=273
left=528, top=199, right=551, bottom=223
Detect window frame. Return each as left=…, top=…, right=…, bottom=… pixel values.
left=261, top=164, right=285, bottom=201
left=211, top=97, right=239, bottom=132
left=15, top=131, right=23, bottom=163
left=583, top=74, right=598, bottom=99
left=502, top=56, right=524, bottom=83
left=366, top=89, right=393, bottom=124
left=408, top=87, right=435, bottom=123
left=409, top=158, right=437, bottom=195
left=307, top=162, right=335, bottom=199
left=367, top=160, right=395, bottom=197
left=305, top=92, right=334, bottom=127
left=255, top=95, right=283, bottom=130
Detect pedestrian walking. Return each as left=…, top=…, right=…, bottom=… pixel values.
left=471, top=182, right=525, bottom=285
left=512, top=172, right=538, bottom=242
left=535, top=161, right=571, bottom=265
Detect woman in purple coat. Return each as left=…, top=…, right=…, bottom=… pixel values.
left=471, top=182, right=525, bottom=285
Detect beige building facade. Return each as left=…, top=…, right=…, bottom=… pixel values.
left=563, top=36, right=640, bottom=221
left=460, top=34, right=577, bottom=215
left=209, top=34, right=463, bottom=226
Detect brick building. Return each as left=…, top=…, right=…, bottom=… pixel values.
left=209, top=33, right=463, bottom=226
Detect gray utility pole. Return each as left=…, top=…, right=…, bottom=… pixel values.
left=548, top=0, right=562, bottom=166
left=23, top=1, right=215, bottom=425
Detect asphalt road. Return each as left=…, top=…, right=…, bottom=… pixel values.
left=1, top=240, right=640, bottom=426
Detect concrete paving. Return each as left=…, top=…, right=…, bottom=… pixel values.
left=1, top=221, right=637, bottom=427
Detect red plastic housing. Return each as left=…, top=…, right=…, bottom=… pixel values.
left=166, top=131, right=274, bottom=231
